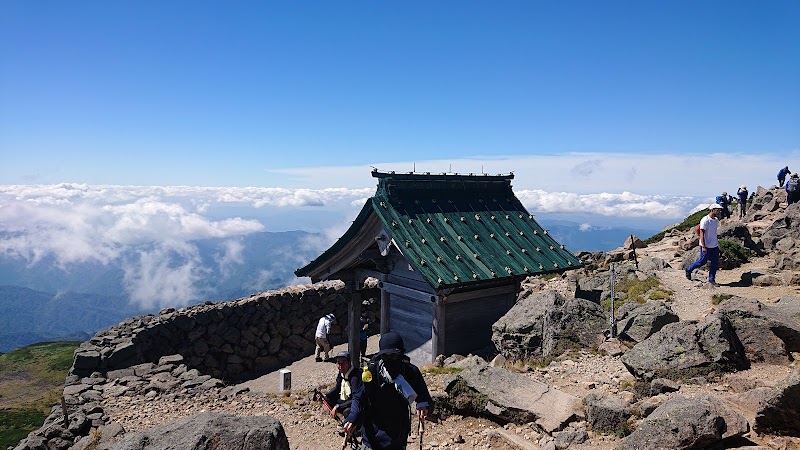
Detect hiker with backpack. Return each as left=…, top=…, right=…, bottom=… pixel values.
left=343, top=331, right=432, bottom=450
left=786, top=173, right=800, bottom=205
left=685, top=204, right=723, bottom=287
left=778, top=166, right=791, bottom=188
left=715, top=192, right=733, bottom=220
left=737, top=185, right=749, bottom=219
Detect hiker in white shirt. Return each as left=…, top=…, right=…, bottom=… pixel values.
left=315, top=313, right=335, bottom=361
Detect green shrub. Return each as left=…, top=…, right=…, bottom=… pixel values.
left=719, top=239, right=752, bottom=269
left=643, top=209, right=708, bottom=244
left=648, top=290, right=672, bottom=301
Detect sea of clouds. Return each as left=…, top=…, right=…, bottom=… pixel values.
left=1, top=150, right=793, bottom=308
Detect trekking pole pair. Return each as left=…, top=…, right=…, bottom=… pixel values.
left=312, top=389, right=358, bottom=450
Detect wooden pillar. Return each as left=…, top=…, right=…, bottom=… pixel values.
left=349, top=291, right=362, bottom=367
left=432, top=298, right=446, bottom=359
left=380, top=285, right=390, bottom=335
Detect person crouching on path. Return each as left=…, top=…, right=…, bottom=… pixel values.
left=343, top=331, right=432, bottom=450
left=737, top=185, right=749, bottom=219
left=325, top=351, right=362, bottom=421
left=315, top=313, right=335, bottom=362
left=686, top=204, right=723, bottom=287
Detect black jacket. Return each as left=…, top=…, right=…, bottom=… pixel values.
left=345, top=359, right=432, bottom=450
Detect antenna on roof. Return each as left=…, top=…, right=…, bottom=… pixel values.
left=481, top=165, right=484, bottom=174
left=449, top=163, right=452, bottom=173
left=413, top=162, right=416, bottom=172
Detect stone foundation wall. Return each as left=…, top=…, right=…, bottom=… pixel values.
left=70, top=281, right=381, bottom=381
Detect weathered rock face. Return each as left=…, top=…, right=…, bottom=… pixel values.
left=491, top=291, right=606, bottom=359
left=620, top=394, right=749, bottom=450
left=718, top=222, right=761, bottom=254
left=753, top=369, right=800, bottom=436
left=100, top=412, right=290, bottom=450
left=70, top=283, right=380, bottom=381
left=444, top=365, right=583, bottom=432
left=615, top=301, right=679, bottom=343
left=716, top=296, right=800, bottom=363
left=620, top=315, right=749, bottom=381
left=583, top=392, right=631, bottom=435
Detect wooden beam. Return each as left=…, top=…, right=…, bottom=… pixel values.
left=378, top=280, right=437, bottom=303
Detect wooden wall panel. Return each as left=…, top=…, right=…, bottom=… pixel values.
left=443, top=290, right=516, bottom=356
left=388, top=293, right=434, bottom=365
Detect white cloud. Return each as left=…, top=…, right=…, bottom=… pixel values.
left=3, top=149, right=794, bottom=308
left=579, top=223, right=592, bottom=232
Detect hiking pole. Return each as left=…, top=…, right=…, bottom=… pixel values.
left=418, top=414, right=424, bottom=450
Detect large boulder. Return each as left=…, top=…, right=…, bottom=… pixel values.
left=101, top=412, right=289, bottom=450
left=444, top=365, right=583, bottom=432
left=716, top=296, right=800, bottom=363
left=584, top=392, right=631, bottom=435
left=620, top=394, right=748, bottom=450
left=616, top=301, right=680, bottom=343
left=492, top=291, right=606, bottom=359
left=753, top=369, right=800, bottom=436
left=621, top=315, right=749, bottom=381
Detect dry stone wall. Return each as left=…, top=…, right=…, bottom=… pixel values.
left=69, top=281, right=381, bottom=381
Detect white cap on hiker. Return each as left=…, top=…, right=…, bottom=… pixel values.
left=709, top=204, right=723, bottom=211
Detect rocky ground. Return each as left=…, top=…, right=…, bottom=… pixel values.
left=97, top=242, right=800, bottom=450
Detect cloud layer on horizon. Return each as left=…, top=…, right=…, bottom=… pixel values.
left=0, top=182, right=716, bottom=308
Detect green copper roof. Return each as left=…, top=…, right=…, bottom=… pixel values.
left=296, top=171, right=581, bottom=290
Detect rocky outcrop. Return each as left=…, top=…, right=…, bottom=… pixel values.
left=98, top=412, right=289, bottom=450
left=620, top=315, right=749, bottom=381
left=716, top=296, right=800, bottom=363
left=491, top=291, right=606, bottom=359
left=753, top=369, right=800, bottom=436
left=444, top=365, right=583, bottom=432
left=615, top=301, right=679, bottom=343
left=620, top=394, right=748, bottom=450
left=583, top=392, right=631, bottom=435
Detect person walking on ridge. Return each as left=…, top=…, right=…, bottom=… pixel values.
left=686, top=204, right=723, bottom=287
left=778, top=166, right=791, bottom=188
left=737, top=185, right=749, bottom=219
left=786, top=173, right=800, bottom=205
left=315, top=313, right=335, bottom=361
left=715, top=192, right=732, bottom=220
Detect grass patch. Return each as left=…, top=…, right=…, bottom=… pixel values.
left=538, top=272, right=561, bottom=281
left=446, top=379, right=489, bottom=412
left=0, top=341, right=81, bottom=448
left=504, top=356, right=557, bottom=371
left=421, top=366, right=463, bottom=375
left=602, top=276, right=665, bottom=311
left=711, top=293, right=733, bottom=305
left=648, top=290, right=673, bottom=301
left=0, top=408, right=47, bottom=449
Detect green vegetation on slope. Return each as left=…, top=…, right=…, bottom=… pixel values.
left=0, top=341, right=80, bottom=448
left=643, top=208, right=709, bottom=244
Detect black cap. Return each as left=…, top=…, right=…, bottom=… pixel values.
left=376, top=331, right=404, bottom=356
left=334, top=350, right=350, bottom=360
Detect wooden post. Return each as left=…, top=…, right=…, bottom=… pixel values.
left=380, top=282, right=390, bottom=335
left=349, top=291, right=362, bottom=366
left=61, top=396, right=69, bottom=426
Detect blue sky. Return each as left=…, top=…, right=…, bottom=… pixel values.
left=2, top=1, right=797, bottom=189
left=1, top=1, right=799, bottom=294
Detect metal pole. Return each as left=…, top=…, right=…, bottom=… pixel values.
left=609, top=263, right=617, bottom=338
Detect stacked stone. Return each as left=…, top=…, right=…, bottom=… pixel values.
left=15, top=354, right=221, bottom=450
left=70, top=282, right=379, bottom=381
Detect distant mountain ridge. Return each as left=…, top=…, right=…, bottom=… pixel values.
left=0, top=224, right=656, bottom=352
